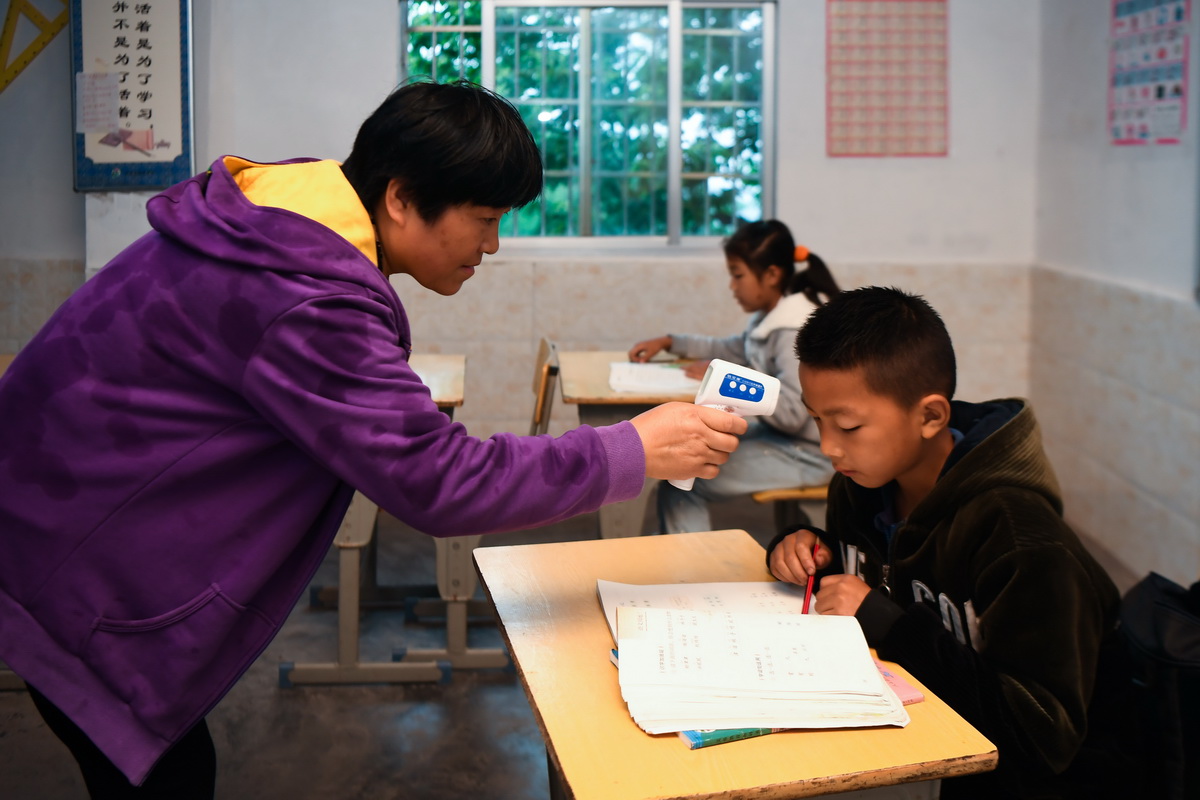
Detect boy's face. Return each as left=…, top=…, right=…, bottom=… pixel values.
left=378, top=191, right=509, bottom=295
left=799, top=365, right=932, bottom=490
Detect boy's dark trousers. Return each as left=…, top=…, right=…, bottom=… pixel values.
left=27, top=684, right=216, bottom=799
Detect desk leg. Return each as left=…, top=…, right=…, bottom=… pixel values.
left=597, top=477, right=656, bottom=539
left=547, top=750, right=568, bottom=800
left=577, top=404, right=658, bottom=539
left=281, top=499, right=507, bottom=688
left=280, top=527, right=450, bottom=686
left=395, top=536, right=509, bottom=670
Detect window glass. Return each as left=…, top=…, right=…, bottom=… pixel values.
left=404, top=2, right=771, bottom=239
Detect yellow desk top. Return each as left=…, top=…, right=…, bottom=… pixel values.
left=408, top=353, right=465, bottom=408
left=0, top=354, right=13, bottom=377
left=557, top=350, right=696, bottom=405
left=474, top=530, right=997, bottom=800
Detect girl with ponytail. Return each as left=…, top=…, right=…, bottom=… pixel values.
left=628, top=219, right=840, bottom=534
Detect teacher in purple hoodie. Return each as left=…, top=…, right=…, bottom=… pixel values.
left=0, top=80, right=746, bottom=798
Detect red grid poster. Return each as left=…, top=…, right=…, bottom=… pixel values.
left=826, top=0, right=949, bottom=157
left=1109, top=0, right=1190, bottom=145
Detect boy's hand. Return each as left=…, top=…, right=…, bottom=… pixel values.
left=631, top=402, right=747, bottom=481
left=815, top=574, right=871, bottom=616
left=768, top=529, right=831, bottom=585
left=628, top=336, right=673, bottom=363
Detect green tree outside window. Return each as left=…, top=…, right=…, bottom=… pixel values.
left=402, top=1, right=774, bottom=241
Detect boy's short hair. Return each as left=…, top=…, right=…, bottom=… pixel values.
left=795, top=286, right=956, bottom=407
left=341, top=79, right=543, bottom=222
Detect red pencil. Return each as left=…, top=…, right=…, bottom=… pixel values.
left=802, top=541, right=820, bottom=614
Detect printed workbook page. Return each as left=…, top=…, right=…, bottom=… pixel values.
left=614, top=606, right=909, bottom=734
left=597, top=579, right=813, bottom=642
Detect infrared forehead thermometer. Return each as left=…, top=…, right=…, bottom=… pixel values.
left=669, top=358, right=781, bottom=491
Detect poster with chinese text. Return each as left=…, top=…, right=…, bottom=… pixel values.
left=71, top=0, right=194, bottom=190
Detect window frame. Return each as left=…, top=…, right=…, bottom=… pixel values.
left=400, top=0, right=777, bottom=246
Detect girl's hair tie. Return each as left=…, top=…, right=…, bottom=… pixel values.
left=794, top=245, right=809, bottom=262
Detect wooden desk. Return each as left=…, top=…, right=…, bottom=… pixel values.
left=474, top=530, right=997, bottom=800
left=558, top=350, right=695, bottom=539
left=282, top=353, right=508, bottom=686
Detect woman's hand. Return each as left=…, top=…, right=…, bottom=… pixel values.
left=630, top=402, right=747, bottom=481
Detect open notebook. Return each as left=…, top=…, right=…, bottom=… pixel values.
left=597, top=580, right=910, bottom=738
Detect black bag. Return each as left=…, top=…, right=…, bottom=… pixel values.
left=1118, top=571, right=1200, bottom=800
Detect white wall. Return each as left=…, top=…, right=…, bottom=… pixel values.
left=1031, top=0, right=1200, bottom=587
left=1037, top=0, right=1199, bottom=299
left=192, top=1, right=400, bottom=165
left=773, top=0, right=1040, bottom=264
left=0, top=27, right=83, bottom=259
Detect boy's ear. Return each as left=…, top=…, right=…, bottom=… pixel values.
left=917, top=394, right=952, bottom=439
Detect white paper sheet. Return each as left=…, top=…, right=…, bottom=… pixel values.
left=608, top=362, right=701, bottom=394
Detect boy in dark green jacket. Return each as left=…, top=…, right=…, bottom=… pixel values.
left=766, top=286, right=1139, bottom=798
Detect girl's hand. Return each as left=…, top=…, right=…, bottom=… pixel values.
left=628, top=336, right=672, bottom=363
left=682, top=359, right=710, bottom=380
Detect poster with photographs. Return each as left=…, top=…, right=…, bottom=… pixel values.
left=1109, top=0, right=1190, bottom=145
left=70, top=0, right=194, bottom=190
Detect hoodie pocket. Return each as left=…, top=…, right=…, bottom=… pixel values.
left=84, top=583, right=270, bottom=734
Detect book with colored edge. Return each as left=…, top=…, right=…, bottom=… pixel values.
left=678, top=727, right=784, bottom=749
left=874, top=659, right=925, bottom=705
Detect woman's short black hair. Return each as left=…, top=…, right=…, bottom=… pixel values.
left=341, top=79, right=543, bottom=221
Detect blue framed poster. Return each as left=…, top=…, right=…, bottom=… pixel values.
left=70, top=0, right=194, bottom=191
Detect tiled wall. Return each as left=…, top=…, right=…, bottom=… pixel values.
left=1031, top=266, right=1200, bottom=588
left=16, top=254, right=1190, bottom=583
left=0, top=259, right=85, bottom=354
left=396, top=255, right=1032, bottom=437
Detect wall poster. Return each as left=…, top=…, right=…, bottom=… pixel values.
left=826, top=0, right=949, bottom=157
left=70, top=0, right=194, bottom=190
left=1109, top=0, right=1190, bottom=145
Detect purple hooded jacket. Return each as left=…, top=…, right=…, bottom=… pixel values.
left=0, top=157, right=645, bottom=784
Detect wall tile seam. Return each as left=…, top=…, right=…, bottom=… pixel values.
left=1031, top=263, right=1198, bottom=308
left=1030, top=349, right=1198, bottom=414
left=1050, top=438, right=1197, bottom=524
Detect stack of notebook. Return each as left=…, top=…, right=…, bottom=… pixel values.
left=597, top=580, right=911, bottom=738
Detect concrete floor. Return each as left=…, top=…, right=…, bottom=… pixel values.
left=0, top=492, right=783, bottom=800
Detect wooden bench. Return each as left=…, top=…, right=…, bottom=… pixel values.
left=751, top=484, right=829, bottom=531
